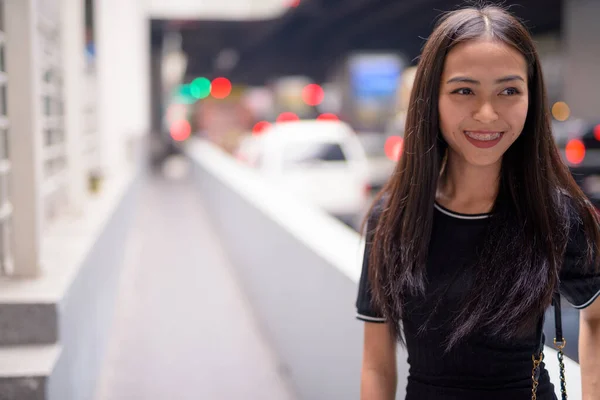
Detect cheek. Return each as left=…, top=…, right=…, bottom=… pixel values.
left=438, top=97, right=465, bottom=138
left=505, top=98, right=529, bottom=137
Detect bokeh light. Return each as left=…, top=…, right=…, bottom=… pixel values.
left=594, top=124, right=600, bottom=141
left=277, top=112, right=300, bottom=123
left=190, top=77, right=211, bottom=99
left=384, top=136, right=404, bottom=162
left=211, top=77, right=232, bottom=99
left=317, top=113, right=339, bottom=121
left=175, top=84, right=192, bottom=97
left=565, top=139, right=585, bottom=165
left=173, top=84, right=196, bottom=104
left=170, top=120, right=191, bottom=142
left=289, top=0, right=300, bottom=7
left=252, top=121, right=271, bottom=136
left=552, top=101, right=571, bottom=122
left=302, top=84, right=325, bottom=106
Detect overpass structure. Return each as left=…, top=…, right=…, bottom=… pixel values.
left=166, top=0, right=562, bottom=85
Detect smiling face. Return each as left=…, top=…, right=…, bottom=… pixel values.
left=438, top=39, right=529, bottom=169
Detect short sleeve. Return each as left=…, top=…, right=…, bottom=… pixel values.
left=355, top=200, right=386, bottom=323
left=559, top=213, right=600, bottom=309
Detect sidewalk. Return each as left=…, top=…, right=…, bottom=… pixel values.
left=95, top=172, right=296, bottom=400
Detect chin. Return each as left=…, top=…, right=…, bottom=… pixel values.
left=463, top=154, right=503, bottom=168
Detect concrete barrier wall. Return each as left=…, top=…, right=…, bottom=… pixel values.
left=46, top=173, right=142, bottom=400
left=185, top=138, right=580, bottom=400
left=186, top=139, right=394, bottom=400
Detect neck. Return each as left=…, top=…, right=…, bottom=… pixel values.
left=437, top=152, right=501, bottom=214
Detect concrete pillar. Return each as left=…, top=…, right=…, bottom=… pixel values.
left=61, top=0, right=86, bottom=213
left=95, top=0, right=149, bottom=177
left=4, top=0, right=44, bottom=276
left=563, top=0, right=600, bottom=121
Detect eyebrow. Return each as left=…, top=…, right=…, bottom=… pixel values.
left=445, top=75, right=525, bottom=84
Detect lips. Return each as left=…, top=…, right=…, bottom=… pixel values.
left=463, top=130, right=505, bottom=149
left=464, top=131, right=503, bottom=141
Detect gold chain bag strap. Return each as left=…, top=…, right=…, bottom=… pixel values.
left=532, top=293, right=567, bottom=400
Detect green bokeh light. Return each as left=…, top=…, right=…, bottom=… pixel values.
left=175, top=84, right=192, bottom=97
left=172, top=84, right=196, bottom=104
left=190, top=77, right=211, bottom=99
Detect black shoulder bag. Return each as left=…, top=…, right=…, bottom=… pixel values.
left=532, top=292, right=568, bottom=400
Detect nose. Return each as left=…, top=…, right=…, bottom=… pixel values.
left=473, top=101, right=499, bottom=124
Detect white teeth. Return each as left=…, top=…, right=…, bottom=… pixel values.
left=464, top=131, right=502, bottom=141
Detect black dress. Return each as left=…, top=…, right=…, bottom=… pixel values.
left=356, top=201, right=600, bottom=400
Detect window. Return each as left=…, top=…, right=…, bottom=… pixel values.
left=283, top=142, right=347, bottom=169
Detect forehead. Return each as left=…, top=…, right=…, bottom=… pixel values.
left=442, top=39, right=528, bottom=81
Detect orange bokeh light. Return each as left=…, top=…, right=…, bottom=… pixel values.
left=565, top=139, right=585, bottom=165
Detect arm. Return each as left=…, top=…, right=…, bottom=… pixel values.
left=361, top=322, right=397, bottom=400
left=579, top=298, right=600, bottom=400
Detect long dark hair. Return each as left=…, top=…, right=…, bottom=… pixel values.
left=366, top=4, right=600, bottom=351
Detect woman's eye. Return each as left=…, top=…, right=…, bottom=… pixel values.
left=501, top=87, right=520, bottom=96
left=452, top=88, right=473, bottom=95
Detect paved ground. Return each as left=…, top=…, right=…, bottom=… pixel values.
left=95, top=170, right=296, bottom=400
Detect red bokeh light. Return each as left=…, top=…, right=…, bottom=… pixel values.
left=211, top=77, right=232, bottom=99
left=302, top=84, right=325, bottom=106
left=317, top=113, right=339, bottom=121
left=565, top=139, right=585, bottom=165
left=277, top=112, right=300, bottom=123
left=594, top=124, right=600, bottom=141
left=289, top=0, right=300, bottom=7
left=252, top=121, right=271, bottom=136
left=170, top=120, right=191, bottom=142
left=384, top=136, right=404, bottom=162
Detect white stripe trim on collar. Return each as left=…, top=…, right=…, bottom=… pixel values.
left=356, top=313, right=386, bottom=322
left=572, top=288, right=600, bottom=309
left=434, top=203, right=491, bottom=220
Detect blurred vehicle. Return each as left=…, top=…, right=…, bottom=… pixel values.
left=356, top=132, right=396, bottom=192
left=238, top=120, right=371, bottom=226
left=235, top=133, right=262, bottom=167
left=554, top=119, right=600, bottom=208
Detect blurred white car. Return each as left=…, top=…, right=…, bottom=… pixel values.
left=235, top=134, right=263, bottom=167
left=237, top=120, right=371, bottom=226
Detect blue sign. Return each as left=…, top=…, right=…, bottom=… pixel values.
left=350, top=57, right=402, bottom=99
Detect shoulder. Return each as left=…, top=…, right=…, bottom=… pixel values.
left=560, top=191, right=594, bottom=250
left=559, top=193, right=599, bottom=275
left=552, top=192, right=600, bottom=308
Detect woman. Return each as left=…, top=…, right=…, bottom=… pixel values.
left=356, top=5, right=600, bottom=400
